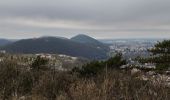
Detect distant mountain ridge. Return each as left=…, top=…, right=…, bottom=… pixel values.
left=1, top=34, right=109, bottom=59
left=71, top=34, right=101, bottom=44
left=0, top=39, right=13, bottom=46
left=71, top=34, right=109, bottom=51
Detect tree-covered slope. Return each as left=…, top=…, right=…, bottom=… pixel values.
left=0, top=39, right=12, bottom=46
left=1, top=37, right=108, bottom=59
left=71, top=34, right=109, bottom=51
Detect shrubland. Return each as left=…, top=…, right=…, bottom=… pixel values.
left=0, top=55, right=169, bottom=100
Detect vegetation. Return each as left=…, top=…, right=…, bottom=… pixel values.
left=1, top=35, right=108, bottom=59
left=0, top=39, right=12, bottom=46
left=73, top=53, right=126, bottom=77
left=0, top=54, right=169, bottom=100
left=137, top=40, right=170, bottom=71
left=31, top=56, right=49, bottom=70
left=71, top=34, right=109, bottom=52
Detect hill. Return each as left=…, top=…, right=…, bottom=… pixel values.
left=1, top=36, right=108, bottom=59
left=0, top=39, right=12, bottom=46
left=71, top=34, right=109, bottom=51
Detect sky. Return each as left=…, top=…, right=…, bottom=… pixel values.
left=0, top=0, right=170, bottom=39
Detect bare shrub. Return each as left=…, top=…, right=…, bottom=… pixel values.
left=68, top=70, right=170, bottom=100
left=0, top=60, right=169, bottom=100
left=0, top=60, right=19, bottom=100
left=33, top=71, right=75, bottom=100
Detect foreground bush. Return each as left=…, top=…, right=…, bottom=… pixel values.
left=0, top=60, right=169, bottom=100
left=69, top=71, right=170, bottom=100
left=73, top=53, right=126, bottom=77
left=33, top=71, right=75, bottom=99
left=0, top=60, right=19, bottom=99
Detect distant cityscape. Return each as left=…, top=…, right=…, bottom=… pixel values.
left=100, top=38, right=163, bottom=58
left=100, top=38, right=166, bottom=69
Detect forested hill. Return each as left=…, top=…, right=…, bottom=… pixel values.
left=1, top=35, right=109, bottom=59
left=0, top=39, right=13, bottom=46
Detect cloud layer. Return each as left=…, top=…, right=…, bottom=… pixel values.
left=0, top=0, right=170, bottom=39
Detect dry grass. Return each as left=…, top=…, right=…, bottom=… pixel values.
left=0, top=61, right=169, bottom=100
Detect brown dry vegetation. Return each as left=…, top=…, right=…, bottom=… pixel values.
left=0, top=60, right=169, bottom=100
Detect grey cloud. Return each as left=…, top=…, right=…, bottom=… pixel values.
left=0, top=0, right=170, bottom=39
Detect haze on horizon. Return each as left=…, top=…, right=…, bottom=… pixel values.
left=0, top=0, right=170, bottom=39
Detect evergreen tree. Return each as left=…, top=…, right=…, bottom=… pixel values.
left=31, top=56, right=49, bottom=71
left=139, top=40, right=170, bottom=70
left=106, top=53, right=126, bottom=69
left=74, top=53, right=126, bottom=77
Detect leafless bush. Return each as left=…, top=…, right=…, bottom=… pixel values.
left=68, top=70, right=170, bottom=100
left=32, top=71, right=75, bottom=100
left=0, top=60, right=169, bottom=100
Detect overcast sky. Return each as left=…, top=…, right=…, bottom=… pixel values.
left=0, top=0, right=170, bottom=39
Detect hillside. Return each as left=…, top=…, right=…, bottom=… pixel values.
left=71, top=34, right=101, bottom=44
left=1, top=36, right=108, bottom=59
left=71, top=34, right=109, bottom=51
left=0, top=39, right=12, bottom=46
